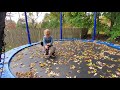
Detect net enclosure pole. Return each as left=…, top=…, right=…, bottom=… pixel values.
left=92, top=12, right=97, bottom=40
left=60, top=12, right=63, bottom=39
left=24, top=12, right=31, bottom=44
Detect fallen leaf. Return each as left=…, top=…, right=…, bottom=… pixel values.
left=39, top=63, right=46, bottom=67
left=73, top=76, right=77, bottom=78
left=97, top=66, right=102, bottom=69
left=53, top=63, right=57, bottom=65
left=29, top=56, right=33, bottom=59
left=116, top=71, right=120, bottom=76
left=77, top=70, right=80, bottom=73
left=45, top=68, right=50, bottom=73
left=30, top=63, right=35, bottom=68
left=20, top=63, right=23, bottom=65
left=88, top=71, right=91, bottom=74
left=111, top=74, right=118, bottom=78
left=56, top=67, right=59, bottom=70
left=35, top=61, right=38, bottom=63
left=21, top=65, right=25, bottom=68
left=86, top=62, right=93, bottom=66
left=47, top=71, right=60, bottom=77
left=46, top=60, right=51, bottom=64
left=70, top=65, right=76, bottom=70
left=117, top=68, right=120, bottom=72
left=85, top=59, right=92, bottom=63
left=100, top=75, right=105, bottom=78
left=107, top=70, right=112, bottom=73
left=94, top=73, right=97, bottom=76
left=89, top=67, right=94, bottom=70
left=66, top=75, right=72, bottom=78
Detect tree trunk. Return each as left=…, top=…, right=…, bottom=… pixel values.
left=18, top=12, right=21, bottom=19
left=109, top=12, right=116, bottom=32
left=96, top=12, right=100, bottom=37
left=0, top=12, right=6, bottom=62
left=10, top=12, right=11, bottom=21
left=109, top=20, right=114, bottom=32
left=81, top=28, right=88, bottom=39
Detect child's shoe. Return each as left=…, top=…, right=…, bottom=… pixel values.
left=51, top=52, right=55, bottom=57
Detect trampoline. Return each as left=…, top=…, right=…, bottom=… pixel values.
left=9, top=40, right=120, bottom=78
left=1, top=12, right=120, bottom=78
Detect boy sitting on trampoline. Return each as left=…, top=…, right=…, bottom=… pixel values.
left=41, top=29, right=56, bottom=57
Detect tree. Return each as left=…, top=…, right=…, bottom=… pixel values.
left=95, top=12, right=109, bottom=37
left=0, top=12, right=6, bottom=62
left=5, top=20, right=16, bottom=30
left=27, top=12, right=42, bottom=28
left=6, top=12, right=13, bottom=21
left=103, top=12, right=120, bottom=41
left=17, top=18, right=26, bottom=28
left=18, top=12, right=21, bottom=19
left=41, top=12, right=60, bottom=29
left=63, top=12, right=94, bottom=38
left=63, top=12, right=93, bottom=28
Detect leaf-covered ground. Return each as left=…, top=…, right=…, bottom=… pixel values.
left=10, top=41, right=120, bottom=78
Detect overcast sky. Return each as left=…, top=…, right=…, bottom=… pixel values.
left=6, top=12, right=50, bottom=23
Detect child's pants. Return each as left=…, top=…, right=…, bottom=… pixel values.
left=44, top=46, right=56, bottom=56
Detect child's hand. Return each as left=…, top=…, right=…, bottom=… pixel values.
left=45, top=45, right=48, bottom=49
left=47, top=43, right=51, bottom=46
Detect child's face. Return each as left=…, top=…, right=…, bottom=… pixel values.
left=46, top=31, right=50, bottom=37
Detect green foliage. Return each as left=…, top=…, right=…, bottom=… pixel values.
left=16, top=22, right=26, bottom=29
left=103, top=12, right=120, bottom=41
left=109, top=28, right=120, bottom=41
left=16, top=18, right=26, bottom=29
left=41, top=12, right=60, bottom=29
left=41, top=12, right=94, bottom=29
left=63, top=12, right=93, bottom=28
left=109, top=15, right=120, bottom=41
left=41, top=12, right=120, bottom=42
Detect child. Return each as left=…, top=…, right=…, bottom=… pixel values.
left=41, top=29, right=56, bottom=57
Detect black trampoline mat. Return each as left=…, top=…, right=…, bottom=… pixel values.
left=9, top=41, right=120, bottom=78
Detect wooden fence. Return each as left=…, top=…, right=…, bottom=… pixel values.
left=4, top=28, right=81, bottom=51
